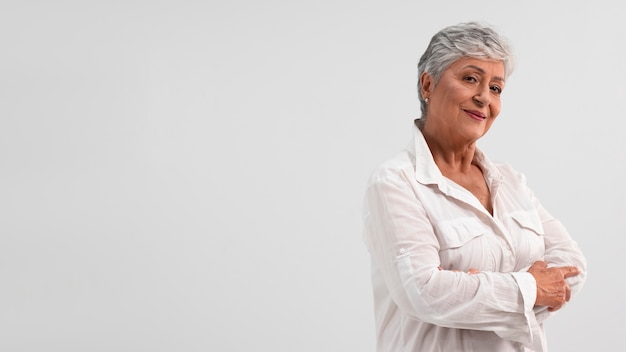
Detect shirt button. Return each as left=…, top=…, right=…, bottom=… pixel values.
left=399, top=248, right=406, bottom=254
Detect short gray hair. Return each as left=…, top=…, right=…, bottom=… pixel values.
left=417, top=22, right=515, bottom=118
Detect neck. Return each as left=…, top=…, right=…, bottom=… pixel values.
left=418, top=119, right=477, bottom=173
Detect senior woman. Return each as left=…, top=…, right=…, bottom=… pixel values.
left=362, top=22, right=587, bottom=352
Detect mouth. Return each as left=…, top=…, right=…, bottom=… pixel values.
left=464, top=110, right=486, bottom=121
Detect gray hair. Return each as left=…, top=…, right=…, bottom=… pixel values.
left=417, top=22, right=515, bottom=118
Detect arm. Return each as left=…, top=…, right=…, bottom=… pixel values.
left=520, top=173, right=587, bottom=322
left=363, top=172, right=538, bottom=344
left=517, top=174, right=587, bottom=323
left=531, top=204, right=587, bottom=322
left=538, top=205, right=587, bottom=299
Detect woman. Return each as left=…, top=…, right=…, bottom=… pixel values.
left=362, top=22, right=586, bottom=352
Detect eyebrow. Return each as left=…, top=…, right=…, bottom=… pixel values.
left=464, top=65, right=505, bottom=83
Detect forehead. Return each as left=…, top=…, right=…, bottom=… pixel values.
left=447, top=57, right=505, bottom=81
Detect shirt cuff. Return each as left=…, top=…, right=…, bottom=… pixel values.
left=496, top=272, right=546, bottom=351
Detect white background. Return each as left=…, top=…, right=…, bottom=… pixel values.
left=1, top=1, right=623, bottom=351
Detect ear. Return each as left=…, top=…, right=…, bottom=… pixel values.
left=420, top=72, right=433, bottom=99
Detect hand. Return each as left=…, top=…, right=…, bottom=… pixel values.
left=528, top=260, right=580, bottom=312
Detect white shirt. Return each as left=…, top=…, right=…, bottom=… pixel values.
left=362, top=123, right=587, bottom=352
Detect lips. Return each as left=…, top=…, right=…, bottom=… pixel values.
left=464, top=110, right=486, bottom=120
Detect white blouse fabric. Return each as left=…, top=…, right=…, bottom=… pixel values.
left=362, top=123, right=587, bottom=352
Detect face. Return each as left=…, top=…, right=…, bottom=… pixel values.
left=421, top=57, right=505, bottom=143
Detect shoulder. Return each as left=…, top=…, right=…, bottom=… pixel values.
left=493, top=161, right=527, bottom=183
left=366, top=149, right=415, bottom=187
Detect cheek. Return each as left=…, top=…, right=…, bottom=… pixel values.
left=490, top=101, right=501, bottom=118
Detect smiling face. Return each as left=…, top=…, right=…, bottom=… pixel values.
left=421, top=57, right=506, bottom=144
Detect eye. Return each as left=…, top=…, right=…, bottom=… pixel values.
left=463, top=76, right=478, bottom=83
left=490, top=85, right=502, bottom=94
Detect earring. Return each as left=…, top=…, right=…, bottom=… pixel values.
left=425, top=97, right=429, bottom=103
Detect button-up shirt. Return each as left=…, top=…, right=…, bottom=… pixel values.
left=362, top=123, right=587, bottom=352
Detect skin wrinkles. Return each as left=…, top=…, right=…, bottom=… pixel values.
left=418, top=58, right=505, bottom=215
left=420, top=57, right=505, bottom=160
left=420, top=57, right=580, bottom=312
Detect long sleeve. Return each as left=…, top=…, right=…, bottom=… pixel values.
left=538, top=207, right=587, bottom=297
left=363, top=126, right=586, bottom=351
left=364, top=172, right=537, bottom=344
left=521, top=209, right=587, bottom=328
left=510, top=171, right=588, bottom=326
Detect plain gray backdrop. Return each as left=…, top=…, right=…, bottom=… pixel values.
left=1, top=1, right=623, bottom=351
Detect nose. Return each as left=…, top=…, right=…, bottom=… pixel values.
left=473, top=85, right=491, bottom=107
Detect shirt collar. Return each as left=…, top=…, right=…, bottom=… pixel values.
left=409, top=121, right=442, bottom=185
left=408, top=120, right=503, bottom=190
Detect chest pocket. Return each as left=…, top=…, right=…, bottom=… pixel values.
left=506, top=210, right=545, bottom=268
left=434, top=218, right=497, bottom=271
left=508, top=210, right=545, bottom=235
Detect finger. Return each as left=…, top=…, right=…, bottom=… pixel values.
left=467, top=268, right=480, bottom=275
left=531, top=260, right=547, bottom=270
left=438, top=267, right=460, bottom=272
left=561, top=266, right=580, bottom=278
left=565, top=284, right=571, bottom=302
